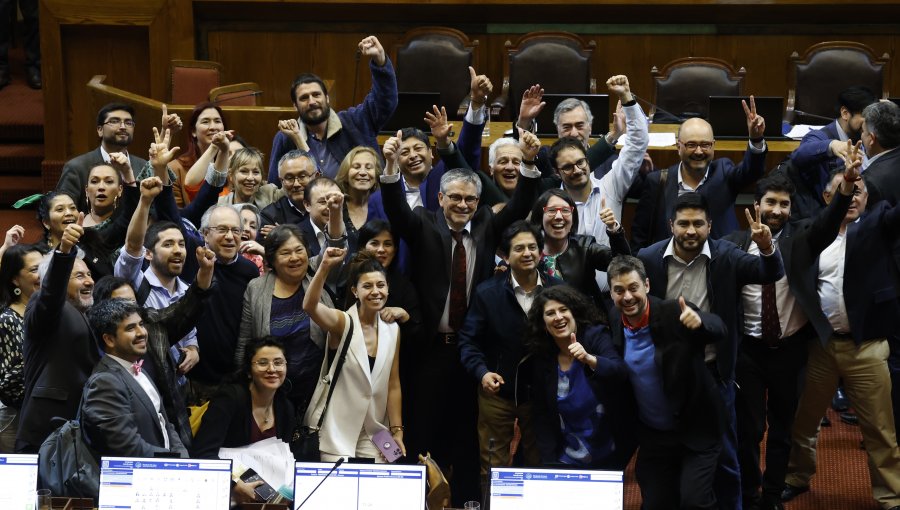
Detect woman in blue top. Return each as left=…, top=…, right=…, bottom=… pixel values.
left=526, top=285, right=636, bottom=470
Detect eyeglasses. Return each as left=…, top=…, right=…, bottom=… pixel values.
left=680, top=141, right=714, bottom=151
left=557, top=158, right=588, bottom=174
left=543, top=206, right=574, bottom=217
left=445, top=194, right=479, bottom=205
left=104, top=118, right=136, bottom=128
left=208, top=225, right=242, bottom=237
left=253, top=358, right=287, bottom=370
left=282, top=174, right=315, bottom=185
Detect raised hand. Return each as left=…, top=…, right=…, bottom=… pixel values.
left=469, top=66, right=493, bottom=108
left=518, top=127, right=541, bottom=161
left=150, top=127, right=181, bottom=168
left=107, top=152, right=134, bottom=182
left=383, top=129, right=402, bottom=174
left=744, top=204, right=773, bottom=252
left=838, top=140, right=863, bottom=195
left=605, top=75, right=633, bottom=103
left=517, top=84, right=546, bottom=126
left=379, top=307, right=410, bottom=324
left=59, top=212, right=85, bottom=254
left=325, top=189, right=344, bottom=215
left=599, top=197, right=619, bottom=230
left=210, top=130, right=234, bottom=153
left=568, top=332, right=597, bottom=366
left=239, top=240, right=264, bottom=256
left=679, top=296, right=702, bottom=330
left=2, top=224, right=24, bottom=250
left=139, top=176, right=163, bottom=201
left=321, top=246, right=347, bottom=269
left=358, top=35, right=386, bottom=66
left=610, top=100, right=626, bottom=141
left=160, top=104, right=183, bottom=136
left=742, top=95, right=766, bottom=139
left=196, top=245, right=216, bottom=271
left=278, top=119, right=301, bottom=136
left=424, top=105, right=453, bottom=147
left=481, top=372, right=505, bottom=394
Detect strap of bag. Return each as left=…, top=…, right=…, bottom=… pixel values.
left=649, top=167, right=669, bottom=241
left=313, top=316, right=355, bottom=430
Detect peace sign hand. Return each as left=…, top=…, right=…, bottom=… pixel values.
left=742, top=95, right=766, bottom=140
left=837, top=140, right=864, bottom=195
left=745, top=204, right=773, bottom=253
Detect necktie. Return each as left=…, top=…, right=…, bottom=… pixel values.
left=448, top=230, right=468, bottom=332
left=761, top=283, right=782, bottom=347
left=131, top=359, right=144, bottom=376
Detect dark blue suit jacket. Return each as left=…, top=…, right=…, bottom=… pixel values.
left=789, top=121, right=843, bottom=202
left=637, top=237, right=784, bottom=380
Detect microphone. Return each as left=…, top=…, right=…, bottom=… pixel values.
left=793, top=110, right=834, bottom=123
left=297, top=457, right=344, bottom=508
left=212, top=90, right=264, bottom=105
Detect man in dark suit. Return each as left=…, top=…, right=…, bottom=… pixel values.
left=637, top=192, right=784, bottom=510
left=782, top=148, right=900, bottom=510
left=723, top=172, right=852, bottom=510
left=379, top=128, right=541, bottom=505
left=259, top=150, right=319, bottom=238
left=81, top=299, right=187, bottom=458
left=16, top=215, right=99, bottom=453
left=862, top=100, right=900, bottom=207
left=604, top=255, right=727, bottom=510
left=56, top=102, right=182, bottom=211
left=631, top=98, right=768, bottom=250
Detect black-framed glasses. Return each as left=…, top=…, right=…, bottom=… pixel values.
left=282, top=173, right=315, bottom=185
left=445, top=194, right=479, bottom=205
left=680, top=141, right=714, bottom=151
left=104, top=118, right=136, bottom=128
left=557, top=158, right=588, bottom=174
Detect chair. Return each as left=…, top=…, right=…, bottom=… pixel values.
left=493, top=31, right=597, bottom=121
left=785, top=41, right=890, bottom=124
left=170, top=59, right=222, bottom=105
left=209, top=82, right=263, bottom=106
left=650, top=57, right=746, bottom=122
left=393, top=27, right=479, bottom=117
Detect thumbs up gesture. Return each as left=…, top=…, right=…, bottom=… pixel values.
left=678, top=296, right=702, bottom=330
left=469, top=66, right=493, bottom=108
left=382, top=129, right=402, bottom=175
left=59, top=212, right=85, bottom=254
left=567, top=332, right=597, bottom=368
left=599, top=197, right=619, bottom=230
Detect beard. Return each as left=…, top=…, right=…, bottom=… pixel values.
left=300, top=104, right=330, bottom=126
left=103, top=131, right=132, bottom=148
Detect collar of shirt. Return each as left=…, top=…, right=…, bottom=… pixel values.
left=559, top=175, right=602, bottom=204
left=100, top=145, right=129, bottom=163
left=510, top=270, right=542, bottom=293
left=107, top=353, right=143, bottom=375
left=622, top=302, right=651, bottom=331
left=401, top=174, right=421, bottom=195
left=143, top=268, right=188, bottom=299
left=676, top=162, right=710, bottom=192
left=452, top=221, right=473, bottom=237
left=663, top=237, right=712, bottom=265
left=835, top=120, right=849, bottom=143
left=865, top=146, right=897, bottom=166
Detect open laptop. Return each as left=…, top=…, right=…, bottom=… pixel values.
left=380, top=91, right=442, bottom=135
left=534, top=93, right=610, bottom=139
left=708, top=96, right=790, bottom=140
left=490, top=466, right=624, bottom=510
left=0, top=453, right=39, bottom=508
left=293, top=461, right=426, bottom=510
left=98, top=457, right=232, bottom=510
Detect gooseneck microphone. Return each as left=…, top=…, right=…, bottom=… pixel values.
left=297, top=457, right=345, bottom=508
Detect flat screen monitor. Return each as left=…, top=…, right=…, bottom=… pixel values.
left=380, top=92, right=442, bottom=135
left=98, top=457, right=232, bottom=510
left=489, top=466, right=624, bottom=510
left=293, top=462, right=426, bottom=510
left=0, top=453, right=39, bottom=509
left=707, top=96, right=788, bottom=140
left=534, top=93, right=610, bottom=139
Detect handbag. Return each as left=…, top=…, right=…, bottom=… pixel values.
left=292, top=316, right=355, bottom=460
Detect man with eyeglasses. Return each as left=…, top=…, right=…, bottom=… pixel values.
left=631, top=97, right=767, bottom=251
left=259, top=150, right=320, bottom=238
left=379, top=129, right=541, bottom=504
left=56, top=102, right=182, bottom=212
left=187, top=205, right=260, bottom=404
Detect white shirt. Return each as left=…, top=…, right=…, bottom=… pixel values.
left=741, top=237, right=807, bottom=339
left=401, top=175, right=424, bottom=210
left=438, top=221, right=476, bottom=333
left=817, top=229, right=851, bottom=334
left=107, top=354, right=169, bottom=449
left=677, top=140, right=767, bottom=194
left=510, top=270, right=543, bottom=315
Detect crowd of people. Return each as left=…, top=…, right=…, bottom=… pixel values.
left=0, top=32, right=898, bottom=510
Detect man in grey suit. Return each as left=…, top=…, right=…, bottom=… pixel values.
left=81, top=299, right=187, bottom=458
left=56, top=102, right=182, bottom=211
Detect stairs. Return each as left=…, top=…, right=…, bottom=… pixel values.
left=0, top=46, right=44, bottom=206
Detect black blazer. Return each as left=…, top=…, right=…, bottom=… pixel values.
left=609, top=296, right=727, bottom=449
left=864, top=148, right=900, bottom=207
left=552, top=231, right=630, bottom=302
left=382, top=170, right=540, bottom=337
left=191, top=383, right=296, bottom=459
left=18, top=251, right=101, bottom=451
left=56, top=147, right=148, bottom=213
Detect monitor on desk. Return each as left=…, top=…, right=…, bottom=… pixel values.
left=293, top=462, right=426, bottom=510
left=0, top=453, right=39, bottom=508
left=489, top=466, right=624, bottom=510
left=708, top=96, right=789, bottom=140
left=534, top=94, right=610, bottom=139
left=98, top=457, right=232, bottom=510
left=380, top=92, right=442, bottom=135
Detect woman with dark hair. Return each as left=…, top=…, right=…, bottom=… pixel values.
left=0, top=243, right=48, bottom=452
left=303, top=246, right=406, bottom=462
left=529, top=188, right=630, bottom=302
left=171, top=102, right=234, bottom=207
left=234, top=224, right=334, bottom=419
left=526, top=285, right=636, bottom=470
left=36, top=191, right=79, bottom=250
left=192, top=337, right=296, bottom=503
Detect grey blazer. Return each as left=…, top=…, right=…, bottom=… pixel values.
left=81, top=355, right=187, bottom=458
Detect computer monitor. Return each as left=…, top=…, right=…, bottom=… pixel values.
left=534, top=94, right=611, bottom=139
left=707, top=96, right=788, bottom=140
left=98, top=457, right=232, bottom=510
left=0, top=453, right=39, bottom=509
left=380, top=92, right=442, bottom=135
left=489, top=466, right=624, bottom=510
left=293, top=462, right=426, bottom=510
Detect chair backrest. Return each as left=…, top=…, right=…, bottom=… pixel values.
left=787, top=41, right=890, bottom=123
left=170, top=59, right=222, bottom=105
left=504, top=32, right=596, bottom=121
left=209, top=82, right=262, bottom=106
left=651, top=57, right=746, bottom=121
left=394, top=27, right=478, bottom=117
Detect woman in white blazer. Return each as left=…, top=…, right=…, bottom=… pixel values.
left=302, top=246, right=409, bottom=462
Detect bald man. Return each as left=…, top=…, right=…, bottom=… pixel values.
left=631, top=98, right=768, bottom=250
